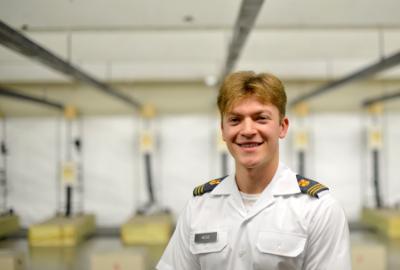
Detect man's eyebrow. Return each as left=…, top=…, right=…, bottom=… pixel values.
left=255, top=110, right=272, bottom=115
left=227, top=109, right=272, bottom=115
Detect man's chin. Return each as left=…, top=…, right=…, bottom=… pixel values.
left=239, top=159, right=260, bottom=169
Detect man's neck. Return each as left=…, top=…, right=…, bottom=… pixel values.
left=235, top=159, right=279, bottom=194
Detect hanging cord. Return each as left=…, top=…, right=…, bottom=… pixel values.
left=372, top=149, right=382, bottom=208
left=64, top=119, right=73, bottom=217
left=144, top=152, right=155, bottom=204
left=55, top=115, right=62, bottom=214
left=1, top=118, right=8, bottom=213
left=298, top=150, right=305, bottom=176
left=75, top=117, right=84, bottom=214
left=368, top=105, right=384, bottom=209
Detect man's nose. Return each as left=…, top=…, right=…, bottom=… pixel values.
left=241, top=119, right=256, bottom=137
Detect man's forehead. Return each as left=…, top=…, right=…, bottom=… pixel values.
left=226, top=98, right=276, bottom=115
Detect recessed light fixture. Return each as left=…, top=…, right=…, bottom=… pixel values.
left=183, top=15, right=194, bottom=23
left=204, top=75, right=217, bottom=87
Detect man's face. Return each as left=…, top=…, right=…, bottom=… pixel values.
left=221, top=96, right=289, bottom=170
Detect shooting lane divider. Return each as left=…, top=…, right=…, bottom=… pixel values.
left=121, top=103, right=173, bottom=270
left=367, top=103, right=384, bottom=209
left=63, top=105, right=78, bottom=218
left=361, top=102, right=400, bottom=239
left=0, top=88, right=68, bottom=242
left=29, top=105, right=96, bottom=247
left=138, top=103, right=157, bottom=212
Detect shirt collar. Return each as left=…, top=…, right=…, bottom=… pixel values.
left=211, top=174, right=236, bottom=196
left=271, top=163, right=301, bottom=196
left=210, top=162, right=301, bottom=197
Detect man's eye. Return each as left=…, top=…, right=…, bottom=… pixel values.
left=257, top=116, right=268, bottom=121
left=229, top=117, right=239, bottom=123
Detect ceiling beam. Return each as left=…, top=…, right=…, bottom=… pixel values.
left=0, top=20, right=142, bottom=109
left=0, top=85, right=65, bottom=110
left=219, top=0, right=265, bottom=81
left=290, top=50, right=400, bottom=107
left=362, top=90, right=400, bottom=107
left=20, top=24, right=400, bottom=33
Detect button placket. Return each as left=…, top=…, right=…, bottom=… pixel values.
left=236, top=218, right=251, bottom=260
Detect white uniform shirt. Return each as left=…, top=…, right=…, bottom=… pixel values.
left=157, top=163, right=351, bottom=270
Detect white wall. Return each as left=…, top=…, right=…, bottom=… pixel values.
left=2, top=112, right=400, bottom=227
left=158, top=115, right=217, bottom=215
left=82, top=116, right=138, bottom=227
left=309, top=114, right=363, bottom=220
left=385, top=113, right=400, bottom=207
left=6, top=118, right=59, bottom=226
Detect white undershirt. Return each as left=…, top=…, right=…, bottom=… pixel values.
left=239, top=191, right=261, bottom=212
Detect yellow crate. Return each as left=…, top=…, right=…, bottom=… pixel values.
left=0, top=214, right=19, bottom=238
left=361, top=208, right=400, bottom=238
left=121, top=213, right=173, bottom=245
left=28, top=214, right=96, bottom=247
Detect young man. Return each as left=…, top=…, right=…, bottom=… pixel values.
left=157, top=71, right=351, bottom=270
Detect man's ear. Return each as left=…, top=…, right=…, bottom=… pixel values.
left=279, top=117, right=289, bottom=139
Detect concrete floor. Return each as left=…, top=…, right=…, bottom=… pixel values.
left=0, top=230, right=399, bottom=270
left=0, top=236, right=165, bottom=270
left=351, top=231, right=400, bottom=270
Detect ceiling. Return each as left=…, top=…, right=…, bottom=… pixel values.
left=0, top=0, right=400, bottom=115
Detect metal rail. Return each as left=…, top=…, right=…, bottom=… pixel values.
left=290, top=50, right=400, bottom=107
left=0, top=85, right=65, bottom=110
left=0, top=20, right=142, bottom=109
left=362, top=90, right=400, bottom=107
left=219, top=0, right=265, bottom=81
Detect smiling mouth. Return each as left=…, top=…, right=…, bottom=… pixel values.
left=237, top=142, right=264, bottom=148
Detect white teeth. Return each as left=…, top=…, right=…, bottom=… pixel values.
left=240, top=143, right=260, bottom=148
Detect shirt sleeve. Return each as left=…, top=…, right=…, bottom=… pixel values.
left=156, top=200, right=200, bottom=270
left=302, top=195, right=352, bottom=270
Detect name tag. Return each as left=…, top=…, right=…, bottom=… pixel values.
left=194, top=232, right=218, bottom=244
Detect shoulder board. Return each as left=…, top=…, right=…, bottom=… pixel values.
left=296, top=175, right=329, bottom=198
left=193, top=176, right=227, bottom=197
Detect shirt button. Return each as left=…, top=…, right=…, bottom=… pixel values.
left=239, top=249, right=246, bottom=257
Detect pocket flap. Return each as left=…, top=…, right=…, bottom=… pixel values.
left=256, top=231, right=307, bottom=257
left=190, top=230, right=228, bottom=254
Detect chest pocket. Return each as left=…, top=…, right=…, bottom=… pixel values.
left=189, top=230, right=228, bottom=254
left=256, top=231, right=307, bottom=257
